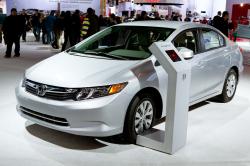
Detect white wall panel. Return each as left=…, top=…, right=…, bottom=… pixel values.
left=6, top=0, right=100, bottom=15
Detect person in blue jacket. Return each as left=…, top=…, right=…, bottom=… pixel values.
left=44, top=11, right=56, bottom=44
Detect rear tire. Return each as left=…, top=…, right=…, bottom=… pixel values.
left=123, top=93, right=156, bottom=143
left=218, top=69, right=238, bottom=103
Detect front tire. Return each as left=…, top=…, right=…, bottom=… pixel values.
left=123, top=93, right=156, bottom=143
left=219, top=69, right=238, bottom=103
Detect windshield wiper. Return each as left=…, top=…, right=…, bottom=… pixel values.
left=69, top=49, right=83, bottom=54
left=83, top=51, right=128, bottom=60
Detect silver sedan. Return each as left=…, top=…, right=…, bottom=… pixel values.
left=16, top=21, right=243, bottom=143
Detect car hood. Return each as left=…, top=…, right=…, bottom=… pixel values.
left=25, top=52, right=140, bottom=88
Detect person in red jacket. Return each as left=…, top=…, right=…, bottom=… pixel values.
left=200, top=17, right=208, bottom=24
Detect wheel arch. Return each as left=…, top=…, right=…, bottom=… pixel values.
left=231, top=66, right=239, bottom=81
left=126, top=87, right=163, bottom=120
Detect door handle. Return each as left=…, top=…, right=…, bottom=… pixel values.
left=197, top=61, right=206, bottom=67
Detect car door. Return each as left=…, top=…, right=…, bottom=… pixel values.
left=188, top=28, right=229, bottom=102
left=172, top=28, right=205, bottom=102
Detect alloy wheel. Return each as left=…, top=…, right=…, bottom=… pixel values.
left=134, top=100, right=154, bottom=134
left=226, top=74, right=237, bottom=98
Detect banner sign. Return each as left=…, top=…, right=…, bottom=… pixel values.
left=133, top=0, right=184, bottom=4
left=49, top=0, right=92, bottom=3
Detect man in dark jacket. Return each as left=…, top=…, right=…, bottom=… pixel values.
left=31, top=10, right=41, bottom=41
left=135, top=11, right=150, bottom=21
left=2, top=8, right=22, bottom=58
left=61, top=11, right=72, bottom=51
left=71, top=10, right=81, bottom=45
left=213, top=11, right=222, bottom=30
left=20, top=9, right=28, bottom=42
left=220, top=11, right=229, bottom=37
left=52, top=11, right=64, bottom=49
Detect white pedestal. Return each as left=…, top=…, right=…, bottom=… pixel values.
left=137, top=42, right=191, bottom=154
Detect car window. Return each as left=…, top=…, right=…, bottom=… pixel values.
left=218, top=34, right=225, bottom=46
left=71, top=26, right=174, bottom=60
left=98, top=28, right=130, bottom=48
left=201, top=29, right=224, bottom=50
left=173, top=30, right=198, bottom=54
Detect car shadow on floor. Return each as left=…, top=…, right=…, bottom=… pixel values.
left=23, top=101, right=217, bottom=152
left=25, top=122, right=131, bottom=151
left=153, top=101, right=210, bottom=125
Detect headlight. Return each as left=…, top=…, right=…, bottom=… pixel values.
left=75, top=82, right=127, bottom=101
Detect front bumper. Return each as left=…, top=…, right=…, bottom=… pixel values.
left=15, top=84, right=134, bottom=137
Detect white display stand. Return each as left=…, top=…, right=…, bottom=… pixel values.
left=136, top=42, right=191, bottom=154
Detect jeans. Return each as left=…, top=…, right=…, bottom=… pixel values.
left=46, top=31, right=55, bottom=44
left=52, top=30, right=62, bottom=48
left=33, top=26, right=41, bottom=41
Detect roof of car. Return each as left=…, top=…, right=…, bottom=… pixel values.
left=119, top=21, right=208, bottom=29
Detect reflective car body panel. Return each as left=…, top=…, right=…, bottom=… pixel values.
left=16, top=21, right=243, bottom=137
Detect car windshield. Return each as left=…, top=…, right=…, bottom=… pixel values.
left=70, top=26, right=174, bottom=60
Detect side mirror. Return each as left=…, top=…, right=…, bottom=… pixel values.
left=177, top=47, right=194, bottom=60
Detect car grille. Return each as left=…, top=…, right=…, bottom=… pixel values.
left=25, top=79, right=77, bottom=101
left=20, top=106, right=69, bottom=126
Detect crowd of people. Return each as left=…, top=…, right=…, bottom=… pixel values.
left=184, top=10, right=234, bottom=39
left=1, top=8, right=235, bottom=58
left=1, top=8, right=124, bottom=58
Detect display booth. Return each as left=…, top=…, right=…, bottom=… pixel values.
left=137, top=42, right=191, bottom=154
